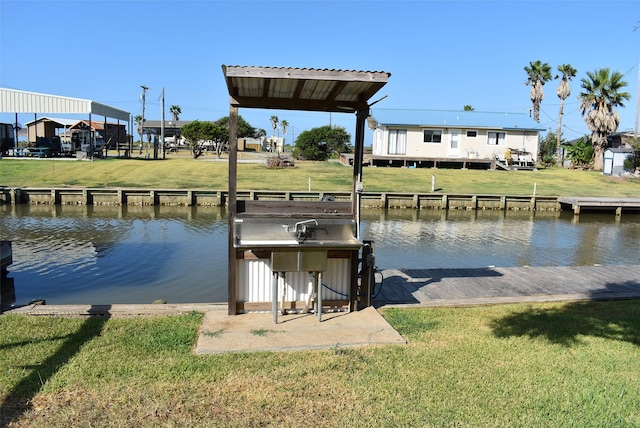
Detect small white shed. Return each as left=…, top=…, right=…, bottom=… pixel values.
left=603, top=147, right=633, bottom=176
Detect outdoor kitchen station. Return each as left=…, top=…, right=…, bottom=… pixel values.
left=222, top=65, right=391, bottom=321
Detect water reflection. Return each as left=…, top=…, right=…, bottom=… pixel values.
left=360, top=209, right=640, bottom=269
left=1, top=204, right=639, bottom=306
left=1, top=204, right=228, bottom=306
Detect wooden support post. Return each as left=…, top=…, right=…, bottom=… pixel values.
left=573, top=204, right=580, bottom=215
left=82, top=189, right=88, bottom=205
left=500, top=196, right=506, bottom=210
left=616, top=206, right=622, bottom=216
left=441, top=194, right=448, bottom=210
left=227, top=102, right=238, bottom=315
left=530, top=196, right=536, bottom=211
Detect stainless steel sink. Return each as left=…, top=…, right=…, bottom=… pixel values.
left=234, top=217, right=362, bottom=250
left=270, top=250, right=327, bottom=272
left=232, top=206, right=361, bottom=323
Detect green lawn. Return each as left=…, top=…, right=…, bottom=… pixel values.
left=1, top=300, right=639, bottom=426
left=1, top=156, right=639, bottom=197
left=2, top=156, right=639, bottom=426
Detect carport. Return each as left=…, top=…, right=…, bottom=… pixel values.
left=0, top=87, right=130, bottom=155
left=222, top=65, right=391, bottom=316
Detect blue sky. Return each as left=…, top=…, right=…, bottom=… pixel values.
left=1, top=0, right=639, bottom=144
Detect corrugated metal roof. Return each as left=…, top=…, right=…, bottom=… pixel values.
left=23, top=116, right=78, bottom=127
left=222, top=65, right=391, bottom=113
left=0, top=88, right=130, bottom=121
left=370, top=109, right=545, bottom=131
left=71, top=120, right=125, bottom=131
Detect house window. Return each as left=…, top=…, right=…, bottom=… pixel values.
left=423, top=130, right=442, bottom=143
left=388, top=129, right=406, bottom=155
left=466, top=130, right=477, bottom=138
left=487, top=132, right=506, bottom=146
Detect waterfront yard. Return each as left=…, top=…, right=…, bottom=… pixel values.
left=1, top=156, right=639, bottom=197
left=1, top=300, right=639, bottom=426
left=2, top=156, right=640, bottom=426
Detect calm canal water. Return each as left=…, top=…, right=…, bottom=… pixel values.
left=1, top=204, right=639, bottom=307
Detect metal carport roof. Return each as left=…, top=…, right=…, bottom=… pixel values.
left=0, top=87, right=130, bottom=121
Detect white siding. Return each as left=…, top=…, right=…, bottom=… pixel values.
left=237, top=257, right=352, bottom=303
left=374, top=126, right=539, bottom=161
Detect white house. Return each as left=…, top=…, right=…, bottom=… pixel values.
left=369, top=109, right=545, bottom=169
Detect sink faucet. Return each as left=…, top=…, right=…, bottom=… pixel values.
left=284, top=219, right=318, bottom=233
left=283, top=219, right=318, bottom=242
left=294, top=219, right=318, bottom=232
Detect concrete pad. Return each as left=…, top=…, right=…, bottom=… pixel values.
left=195, top=306, right=406, bottom=354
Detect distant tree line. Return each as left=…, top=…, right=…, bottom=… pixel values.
left=181, top=116, right=261, bottom=159
left=179, top=114, right=351, bottom=161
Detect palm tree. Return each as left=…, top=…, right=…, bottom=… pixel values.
left=463, top=105, right=474, bottom=111
left=169, top=105, right=181, bottom=121
left=555, top=64, right=577, bottom=167
left=578, top=68, right=631, bottom=171
left=269, top=115, right=279, bottom=152
left=524, top=60, right=554, bottom=122
left=169, top=105, right=182, bottom=147
left=280, top=120, right=289, bottom=152
left=134, top=115, right=144, bottom=154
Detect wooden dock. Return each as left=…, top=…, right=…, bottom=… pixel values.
left=5, top=265, right=640, bottom=316
left=374, top=265, right=640, bottom=307
left=3, top=187, right=640, bottom=215
left=558, top=197, right=640, bottom=215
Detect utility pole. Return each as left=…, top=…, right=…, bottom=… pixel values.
left=140, top=85, right=148, bottom=155
left=635, top=61, right=639, bottom=138
left=160, top=87, right=165, bottom=160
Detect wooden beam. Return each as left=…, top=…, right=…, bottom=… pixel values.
left=228, top=103, right=238, bottom=315
left=228, top=95, right=366, bottom=113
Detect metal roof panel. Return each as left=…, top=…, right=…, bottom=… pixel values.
left=222, top=65, right=391, bottom=112
left=23, top=116, right=79, bottom=127
left=370, top=109, right=545, bottom=131
left=1, top=88, right=130, bottom=121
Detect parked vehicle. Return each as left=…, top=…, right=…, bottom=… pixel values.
left=60, top=130, right=105, bottom=156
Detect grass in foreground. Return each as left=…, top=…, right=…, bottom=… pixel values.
left=1, top=157, right=639, bottom=197
left=1, top=300, right=639, bottom=427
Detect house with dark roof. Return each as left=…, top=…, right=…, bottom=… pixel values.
left=367, top=109, right=545, bottom=169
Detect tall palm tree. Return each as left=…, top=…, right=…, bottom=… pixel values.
left=269, top=115, right=279, bottom=152
left=169, top=105, right=182, bottom=146
left=134, top=114, right=144, bottom=154
left=270, top=115, right=279, bottom=135
left=524, top=60, right=554, bottom=122
left=555, top=64, right=577, bottom=167
left=578, top=68, right=631, bottom=171
left=280, top=120, right=289, bottom=152
left=169, top=105, right=181, bottom=121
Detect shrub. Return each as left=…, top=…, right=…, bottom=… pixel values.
left=565, top=137, right=594, bottom=168
left=265, top=155, right=295, bottom=169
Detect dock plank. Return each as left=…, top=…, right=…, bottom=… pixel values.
left=376, top=265, right=640, bottom=307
